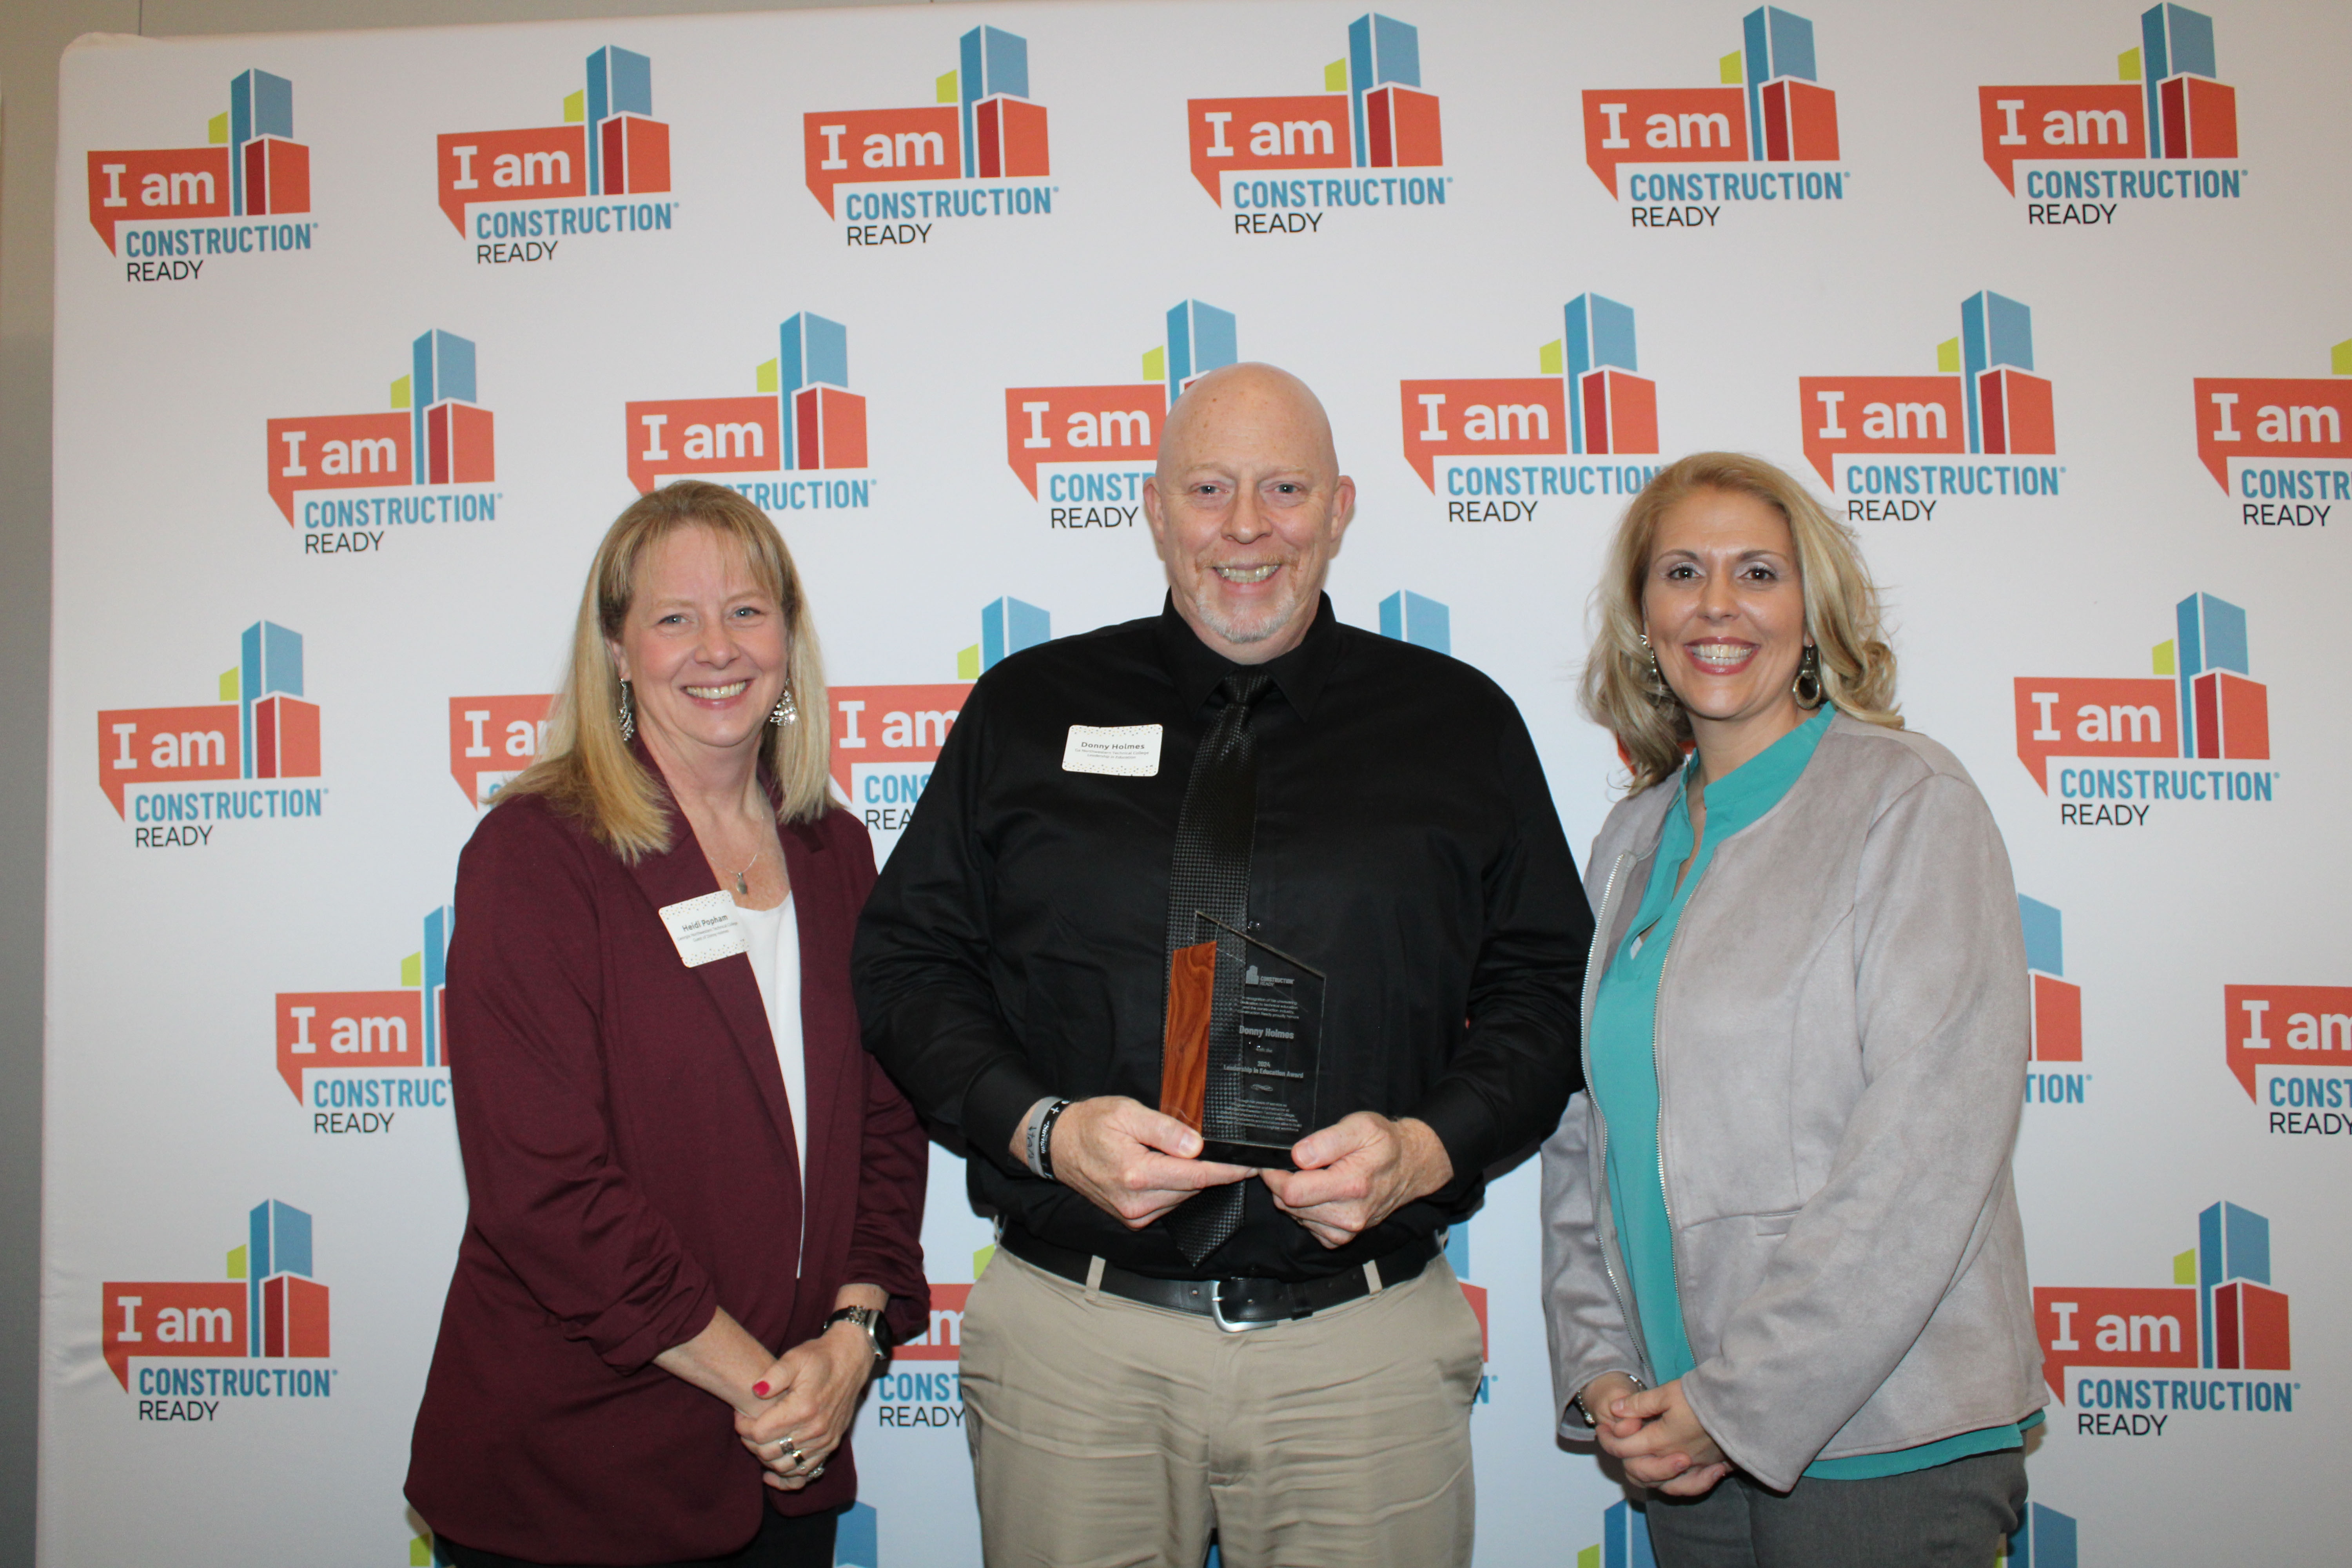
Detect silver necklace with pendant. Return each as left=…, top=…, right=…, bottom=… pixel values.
left=726, top=851, right=760, bottom=897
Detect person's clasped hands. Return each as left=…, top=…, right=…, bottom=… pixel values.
left=732, top=1328, right=873, bottom=1492
left=1581, top=1372, right=1734, bottom=1498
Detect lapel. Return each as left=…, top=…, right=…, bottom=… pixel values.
left=619, top=788, right=807, bottom=1203
left=780, top=820, right=842, bottom=1225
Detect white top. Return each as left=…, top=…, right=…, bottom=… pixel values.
left=729, top=893, right=807, bottom=1182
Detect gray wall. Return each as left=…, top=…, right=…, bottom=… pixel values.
left=0, top=2, right=1042, bottom=1560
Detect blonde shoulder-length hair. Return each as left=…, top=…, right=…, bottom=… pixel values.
left=1582, top=452, right=1901, bottom=795
left=498, top=481, right=833, bottom=859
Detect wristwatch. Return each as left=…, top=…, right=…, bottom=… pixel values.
left=822, top=1304, right=891, bottom=1368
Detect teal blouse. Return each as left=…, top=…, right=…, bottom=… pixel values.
left=1588, top=706, right=2032, bottom=1481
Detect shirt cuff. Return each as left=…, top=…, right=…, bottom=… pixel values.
left=964, top=1057, right=1056, bottom=1176
left=1409, top=1079, right=1502, bottom=1195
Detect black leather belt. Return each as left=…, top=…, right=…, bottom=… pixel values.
left=998, top=1226, right=1439, bottom=1332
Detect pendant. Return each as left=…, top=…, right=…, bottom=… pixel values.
left=734, top=871, right=749, bottom=896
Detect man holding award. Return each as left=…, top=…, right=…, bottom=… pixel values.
left=854, top=364, right=1588, bottom=1568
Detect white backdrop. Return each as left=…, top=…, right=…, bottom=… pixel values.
left=42, top=2, right=2352, bottom=1564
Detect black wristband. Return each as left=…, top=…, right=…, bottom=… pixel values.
left=1034, top=1098, right=1074, bottom=1182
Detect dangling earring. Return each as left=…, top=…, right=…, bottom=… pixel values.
left=617, top=679, right=636, bottom=743
left=1639, top=632, right=1668, bottom=697
left=769, top=684, right=799, bottom=727
left=1793, top=645, right=1824, bottom=709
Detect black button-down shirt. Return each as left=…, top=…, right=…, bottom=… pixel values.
left=853, top=596, right=1590, bottom=1281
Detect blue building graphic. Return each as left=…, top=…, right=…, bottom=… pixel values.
left=1163, top=301, right=1240, bottom=406
left=243, top=1198, right=313, bottom=1356
left=834, top=1501, right=878, bottom=1567
left=778, top=313, right=850, bottom=470
left=236, top=621, right=303, bottom=779
left=227, top=68, right=293, bottom=216
left=584, top=45, right=653, bottom=195
left=2003, top=1501, right=2078, bottom=1568
left=1740, top=7, right=1817, bottom=154
left=1346, top=14, right=1422, bottom=166
left=1378, top=591, right=1451, bottom=655
left=958, top=27, right=1032, bottom=177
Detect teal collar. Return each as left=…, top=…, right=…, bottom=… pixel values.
left=1673, top=703, right=1835, bottom=840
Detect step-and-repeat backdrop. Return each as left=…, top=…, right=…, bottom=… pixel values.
left=42, top=2, right=2351, bottom=1562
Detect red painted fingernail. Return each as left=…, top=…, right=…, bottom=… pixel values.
left=752, top=1382, right=771, bottom=1397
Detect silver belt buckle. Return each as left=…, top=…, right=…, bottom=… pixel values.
left=1209, top=1277, right=1285, bottom=1334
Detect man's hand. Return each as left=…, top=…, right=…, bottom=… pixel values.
left=1012, top=1096, right=1256, bottom=1229
left=1258, top=1112, right=1454, bottom=1249
left=1596, top=1377, right=1731, bottom=1497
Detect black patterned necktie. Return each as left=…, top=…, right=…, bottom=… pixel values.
left=1161, top=671, right=1270, bottom=1264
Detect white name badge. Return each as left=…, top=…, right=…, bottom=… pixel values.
left=658, top=891, right=748, bottom=968
left=1062, top=724, right=1163, bottom=777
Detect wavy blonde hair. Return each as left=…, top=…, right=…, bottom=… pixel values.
left=1582, top=452, right=1900, bottom=794
left=498, top=481, right=833, bottom=858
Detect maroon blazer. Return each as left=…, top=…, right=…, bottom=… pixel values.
left=406, top=790, right=928, bottom=1565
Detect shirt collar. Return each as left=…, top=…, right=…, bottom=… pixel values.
left=1154, top=592, right=1343, bottom=722
left=1674, top=702, right=1836, bottom=831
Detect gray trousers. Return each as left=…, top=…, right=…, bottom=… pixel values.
left=1640, top=1449, right=2027, bottom=1568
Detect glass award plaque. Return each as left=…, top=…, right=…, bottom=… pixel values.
left=1159, top=912, right=1323, bottom=1170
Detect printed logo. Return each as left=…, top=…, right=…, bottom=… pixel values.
left=624, top=313, right=874, bottom=515
left=1581, top=6, right=1844, bottom=227
left=1998, top=1503, right=2080, bottom=1568
left=1005, top=299, right=1238, bottom=517
left=1801, top=290, right=2061, bottom=505
left=2019, top=895, right=2089, bottom=1106
left=871, top=1244, right=995, bottom=1433
left=267, top=329, right=502, bottom=551
left=2224, top=984, right=2352, bottom=1132
left=436, top=46, right=675, bottom=258
left=86, top=67, right=315, bottom=275
left=1379, top=592, right=1450, bottom=654
left=450, top=695, right=552, bottom=806
left=802, top=26, right=1054, bottom=241
left=2193, top=336, right=2352, bottom=518
left=274, top=907, right=453, bottom=1132
left=1978, top=4, right=2244, bottom=223
left=103, top=1199, right=336, bottom=1420
left=1187, top=12, right=1448, bottom=228
left=836, top=1504, right=878, bottom=1568
left=834, top=596, right=1051, bottom=859
left=1441, top=1221, right=1495, bottom=1403
left=98, top=620, right=325, bottom=839
left=1399, top=293, right=1662, bottom=514
left=1576, top=1499, right=1656, bottom=1568
left=2013, top=591, right=2274, bottom=819
left=2034, top=1201, right=2294, bottom=1431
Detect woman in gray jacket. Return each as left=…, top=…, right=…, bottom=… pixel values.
left=1541, top=453, right=2044, bottom=1566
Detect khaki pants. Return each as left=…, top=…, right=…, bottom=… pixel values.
left=959, top=1246, right=1483, bottom=1568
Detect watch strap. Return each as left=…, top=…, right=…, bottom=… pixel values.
left=823, top=1304, right=889, bottom=1365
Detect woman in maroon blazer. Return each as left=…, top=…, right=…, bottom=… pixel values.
left=407, top=482, right=928, bottom=1568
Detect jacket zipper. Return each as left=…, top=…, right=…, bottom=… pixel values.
left=1581, top=852, right=1648, bottom=1383
left=1651, top=937, right=1684, bottom=1363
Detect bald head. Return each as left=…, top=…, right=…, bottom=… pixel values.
left=1143, top=363, right=1355, bottom=665
left=1157, top=363, right=1341, bottom=488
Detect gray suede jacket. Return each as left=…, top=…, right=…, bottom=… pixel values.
left=1540, top=714, right=2045, bottom=1492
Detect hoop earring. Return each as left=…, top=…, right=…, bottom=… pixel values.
left=770, top=685, right=799, bottom=727
left=617, top=680, right=636, bottom=743
left=1793, top=645, right=1824, bottom=709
